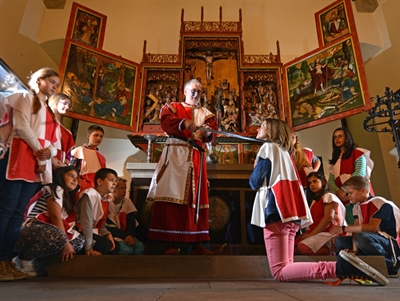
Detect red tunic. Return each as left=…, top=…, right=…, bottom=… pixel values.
left=147, top=102, right=217, bottom=242
left=55, top=122, right=75, bottom=162
left=331, top=148, right=374, bottom=204
left=308, top=194, right=341, bottom=234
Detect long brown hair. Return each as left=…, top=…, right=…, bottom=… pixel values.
left=264, top=118, right=293, bottom=153
left=28, top=67, right=59, bottom=119
left=49, top=166, right=79, bottom=213
left=291, top=132, right=311, bottom=170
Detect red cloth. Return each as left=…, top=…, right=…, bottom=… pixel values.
left=333, top=148, right=374, bottom=201
left=356, top=197, right=400, bottom=245
left=56, top=124, right=75, bottom=161
left=308, top=198, right=339, bottom=233
left=95, top=200, right=110, bottom=231
left=7, top=107, right=57, bottom=182
left=148, top=102, right=217, bottom=242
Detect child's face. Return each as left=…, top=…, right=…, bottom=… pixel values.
left=63, top=170, right=78, bottom=191
left=87, top=130, right=104, bottom=148
left=256, top=121, right=270, bottom=140
left=290, top=132, right=297, bottom=146
left=38, top=76, right=60, bottom=97
left=345, top=187, right=367, bottom=204
left=333, top=130, right=346, bottom=149
left=57, top=98, right=71, bottom=115
left=307, top=176, right=324, bottom=194
left=114, top=182, right=127, bottom=199
left=98, top=173, right=117, bottom=194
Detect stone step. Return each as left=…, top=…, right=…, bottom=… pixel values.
left=46, top=255, right=389, bottom=278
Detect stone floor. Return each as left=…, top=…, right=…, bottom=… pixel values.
left=0, top=277, right=399, bottom=301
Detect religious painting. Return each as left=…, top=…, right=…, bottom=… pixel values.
left=242, top=144, right=261, bottom=165
left=283, top=36, right=371, bottom=131
left=315, top=0, right=355, bottom=47
left=242, top=71, right=281, bottom=133
left=59, top=43, right=140, bottom=131
left=212, top=143, right=239, bottom=164
left=142, top=71, right=180, bottom=125
left=66, top=2, right=107, bottom=49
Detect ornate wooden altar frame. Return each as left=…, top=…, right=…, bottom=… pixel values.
left=135, top=7, right=283, bottom=137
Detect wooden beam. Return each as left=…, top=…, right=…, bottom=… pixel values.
left=43, top=0, right=66, bottom=9
left=354, top=0, right=379, bottom=13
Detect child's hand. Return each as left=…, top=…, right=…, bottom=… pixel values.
left=125, top=235, right=136, bottom=246
left=60, top=241, right=76, bottom=262
left=329, top=225, right=342, bottom=236
left=86, top=249, right=102, bottom=256
left=34, top=148, right=51, bottom=160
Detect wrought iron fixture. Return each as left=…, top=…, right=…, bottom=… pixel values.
left=363, top=87, right=400, bottom=168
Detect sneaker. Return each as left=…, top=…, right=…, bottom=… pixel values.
left=0, top=261, right=14, bottom=281
left=12, top=257, right=37, bottom=278
left=4, top=261, right=27, bottom=280
left=336, top=250, right=389, bottom=286
left=20, top=260, right=37, bottom=278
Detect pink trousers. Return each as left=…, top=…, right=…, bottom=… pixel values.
left=264, top=221, right=336, bottom=282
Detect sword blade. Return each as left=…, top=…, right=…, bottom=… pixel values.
left=197, top=126, right=266, bottom=143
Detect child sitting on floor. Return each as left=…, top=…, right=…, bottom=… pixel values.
left=106, top=177, right=145, bottom=255
left=74, top=168, right=119, bottom=255
left=295, top=171, right=346, bottom=255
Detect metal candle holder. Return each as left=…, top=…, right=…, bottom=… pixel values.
left=143, top=134, right=156, bottom=163
left=363, top=87, right=400, bottom=168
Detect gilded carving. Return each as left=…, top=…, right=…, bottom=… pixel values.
left=244, top=54, right=278, bottom=64
left=185, top=40, right=238, bottom=51
left=183, top=21, right=240, bottom=32
left=145, top=54, right=179, bottom=64
left=147, top=72, right=179, bottom=82
left=244, top=73, right=276, bottom=82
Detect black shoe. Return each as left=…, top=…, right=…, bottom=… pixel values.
left=389, top=269, right=399, bottom=278
left=336, top=250, right=388, bottom=286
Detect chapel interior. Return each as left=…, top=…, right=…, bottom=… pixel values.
left=0, top=0, right=399, bottom=261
